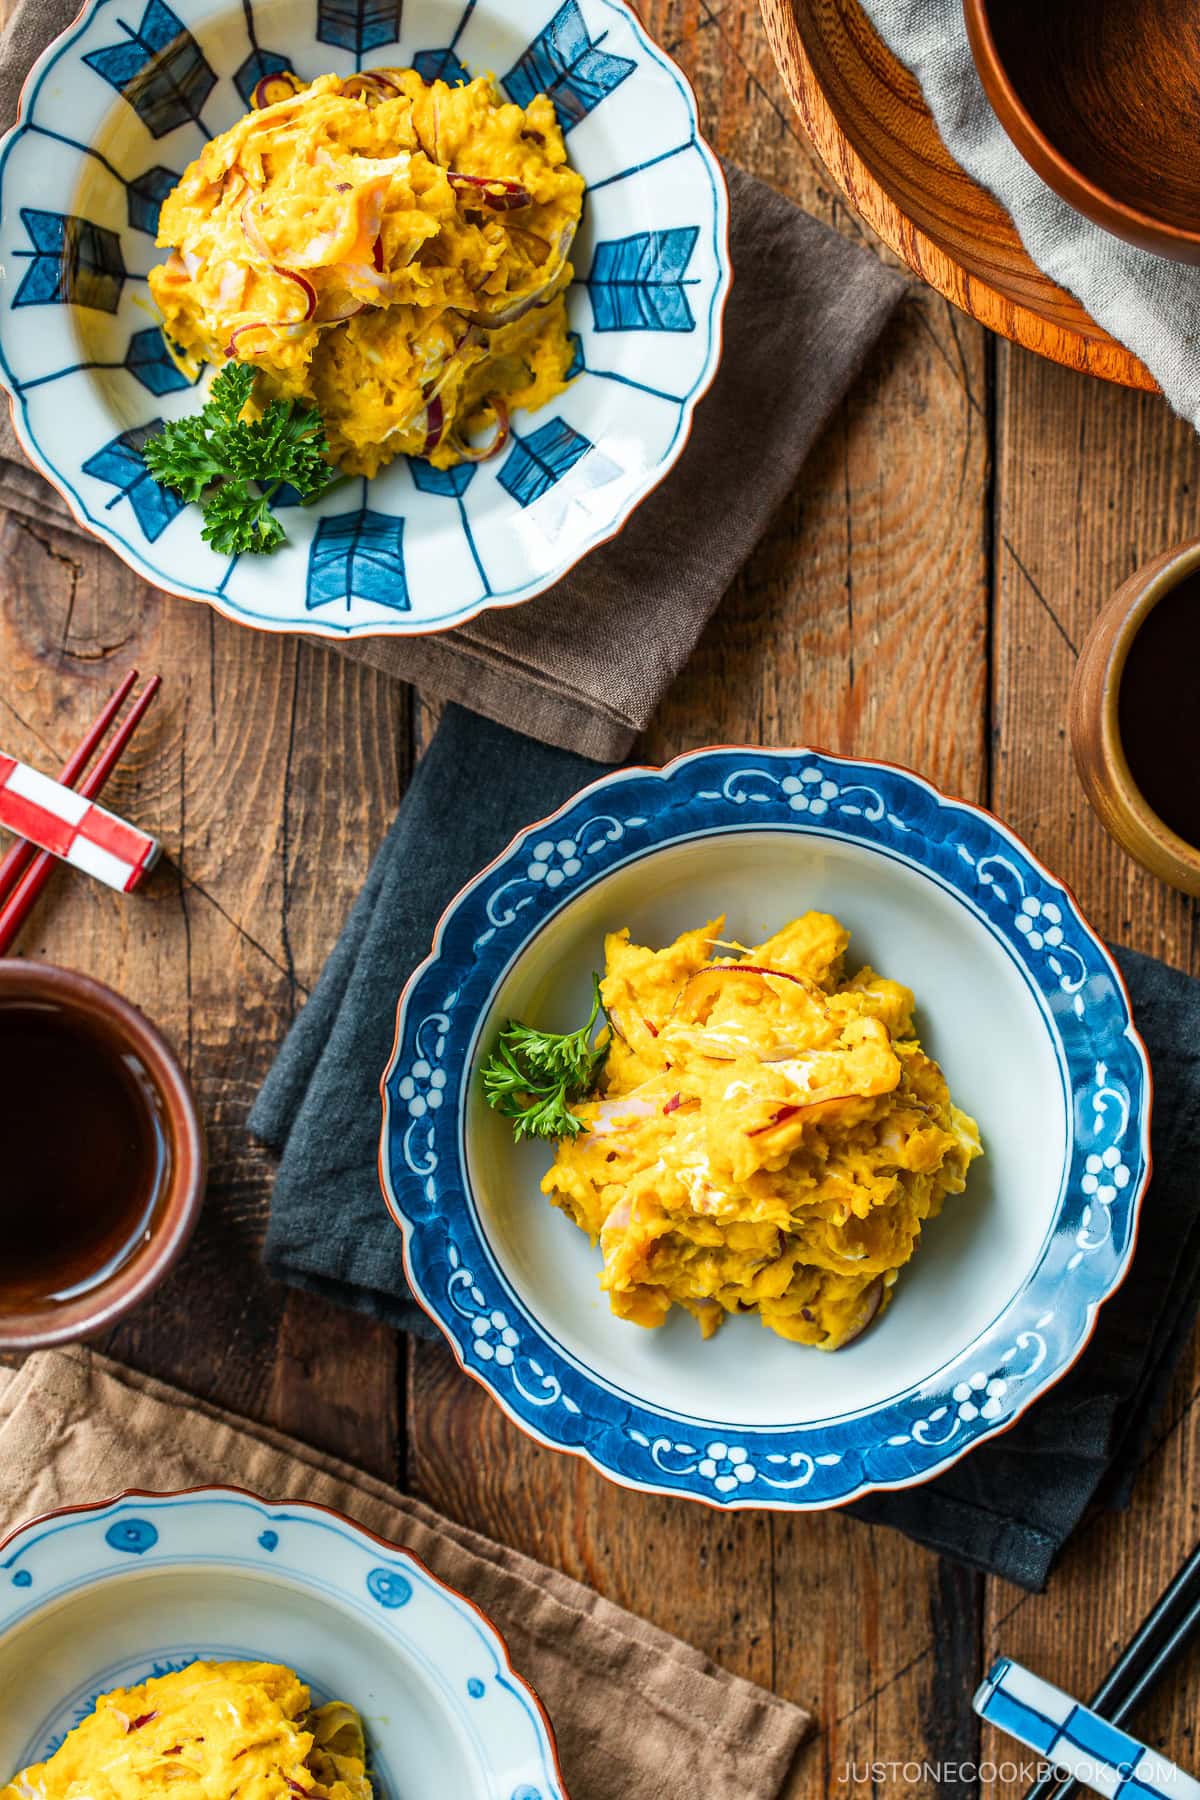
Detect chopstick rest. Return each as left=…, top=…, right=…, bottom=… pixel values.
left=975, top=1657, right=1200, bottom=1798
left=0, top=751, right=159, bottom=892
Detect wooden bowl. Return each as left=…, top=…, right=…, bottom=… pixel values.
left=964, top=0, right=1200, bottom=263
left=0, top=961, right=206, bottom=1349
left=758, top=0, right=1154, bottom=389
left=1069, top=540, right=1200, bottom=897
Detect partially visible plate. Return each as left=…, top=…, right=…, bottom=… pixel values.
left=759, top=0, right=1155, bottom=391
left=0, top=1488, right=564, bottom=1800
left=380, top=746, right=1152, bottom=1509
left=0, top=0, right=730, bottom=635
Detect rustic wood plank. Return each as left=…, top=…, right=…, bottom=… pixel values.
left=991, top=344, right=1200, bottom=972
left=407, top=8, right=993, bottom=1796
left=0, top=510, right=409, bottom=1474
left=981, top=343, right=1200, bottom=1797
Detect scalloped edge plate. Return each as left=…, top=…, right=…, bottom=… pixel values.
left=0, top=0, right=730, bottom=635
left=379, top=746, right=1152, bottom=1510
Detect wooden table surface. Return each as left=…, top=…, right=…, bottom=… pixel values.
left=5, top=3, right=1200, bottom=1795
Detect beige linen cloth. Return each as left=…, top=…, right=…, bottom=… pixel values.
left=0, top=0, right=907, bottom=759
left=0, top=1349, right=812, bottom=1799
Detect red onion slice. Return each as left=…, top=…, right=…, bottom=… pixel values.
left=679, top=964, right=821, bottom=1003
left=272, top=266, right=317, bottom=317
left=447, top=171, right=533, bottom=211
left=367, top=230, right=426, bottom=279
left=313, top=288, right=365, bottom=324
left=343, top=70, right=402, bottom=103
left=746, top=1103, right=804, bottom=1138
left=475, top=284, right=565, bottom=332
left=419, top=318, right=484, bottom=405
left=838, top=1278, right=884, bottom=1347
left=506, top=223, right=554, bottom=263
left=251, top=72, right=301, bottom=109
left=745, top=1095, right=856, bottom=1138
left=225, top=316, right=314, bottom=357
left=223, top=259, right=317, bottom=355
left=468, top=220, right=576, bottom=330
left=668, top=964, right=831, bottom=1042
left=422, top=393, right=446, bottom=456
left=447, top=396, right=510, bottom=463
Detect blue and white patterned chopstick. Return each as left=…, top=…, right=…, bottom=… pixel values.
left=974, top=1657, right=1200, bottom=1798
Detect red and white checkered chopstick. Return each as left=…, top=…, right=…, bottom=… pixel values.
left=0, top=671, right=161, bottom=956
left=0, top=752, right=159, bottom=893
left=0, top=667, right=138, bottom=907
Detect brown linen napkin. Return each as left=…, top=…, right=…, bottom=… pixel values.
left=0, top=0, right=907, bottom=760
left=0, top=1348, right=811, bottom=1800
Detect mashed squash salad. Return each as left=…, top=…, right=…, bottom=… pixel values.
left=1, top=1661, right=372, bottom=1800
left=148, top=68, right=585, bottom=475
left=543, top=914, right=982, bottom=1349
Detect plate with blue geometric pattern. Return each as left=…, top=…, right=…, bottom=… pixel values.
left=380, top=747, right=1152, bottom=1509
left=0, top=1488, right=565, bottom=1798
left=0, top=0, right=730, bottom=636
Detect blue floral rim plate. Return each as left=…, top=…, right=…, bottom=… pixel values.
left=0, top=1487, right=565, bottom=1797
left=0, top=0, right=730, bottom=636
left=379, top=747, right=1153, bottom=1510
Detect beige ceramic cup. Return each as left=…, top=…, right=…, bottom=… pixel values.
left=1069, top=537, right=1200, bottom=896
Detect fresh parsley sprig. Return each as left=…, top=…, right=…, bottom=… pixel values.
left=141, top=362, right=335, bottom=555
left=481, top=975, right=608, bottom=1141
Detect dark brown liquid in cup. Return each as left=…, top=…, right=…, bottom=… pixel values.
left=1118, top=571, right=1200, bottom=853
left=0, top=1000, right=171, bottom=1310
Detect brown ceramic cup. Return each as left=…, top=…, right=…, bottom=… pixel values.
left=963, top=0, right=1200, bottom=264
left=0, top=960, right=206, bottom=1349
left=1069, top=539, right=1200, bottom=897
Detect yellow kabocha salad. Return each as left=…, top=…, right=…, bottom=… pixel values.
left=484, top=912, right=982, bottom=1350
left=0, top=1660, right=372, bottom=1800
left=142, top=67, right=584, bottom=551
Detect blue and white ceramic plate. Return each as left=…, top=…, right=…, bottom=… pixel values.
left=0, top=0, right=729, bottom=636
left=0, top=1488, right=564, bottom=1799
left=380, top=747, right=1152, bottom=1509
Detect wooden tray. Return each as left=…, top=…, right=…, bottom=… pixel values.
left=758, top=0, right=1156, bottom=392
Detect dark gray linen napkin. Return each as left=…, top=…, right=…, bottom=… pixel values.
left=252, top=707, right=1200, bottom=1591
left=851, top=939, right=1200, bottom=1587
left=0, top=0, right=908, bottom=759
left=251, top=707, right=603, bottom=1330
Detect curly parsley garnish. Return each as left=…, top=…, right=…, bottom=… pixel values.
left=141, top=362, right=335, bottom=555
left=481, top=975, right=608, bottom=1141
